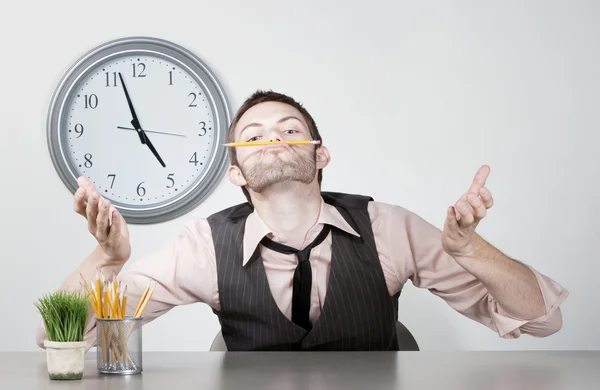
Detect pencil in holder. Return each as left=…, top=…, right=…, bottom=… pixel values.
left=96, top=316, right=143, bottom=375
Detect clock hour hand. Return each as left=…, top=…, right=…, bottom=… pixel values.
left=143, top=134, right=166, bottom=167
left=130, top=118, right=165, bottom=167
left=131, top=118, right=147, bottom=144
left=118, top=72, right=146, bottom=145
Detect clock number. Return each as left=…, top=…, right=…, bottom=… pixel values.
left=107, top=174, right=116, bottom=189
left=166, top=173, right=175, bottom=188
left=188, top=92, right=198, bottom=107
left=168, top=71, right=173, bottom=85
left=105, top=71, right=117, bottom=87
left=136, top=182, right=146, bottom=197
left=198, top=121, right=207, bottom=136
left=84, top=153, right=93, bottom=168
left=84, top=94, right=98, bottom=109
left=74, top=123, right=84, bottom=138
left=189, top=152, right=199, bottom=166
left=132, top=62, right=146, bottom=78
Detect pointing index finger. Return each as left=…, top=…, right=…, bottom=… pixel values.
left=468, top=165, right=490, bottom=193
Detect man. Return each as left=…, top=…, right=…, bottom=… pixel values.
left=36, top=90, right=568, bottom=351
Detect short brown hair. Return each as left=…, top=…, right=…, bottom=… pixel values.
left=227, top=90, right=324, bottom=205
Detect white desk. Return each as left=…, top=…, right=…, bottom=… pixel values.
left=0, top=351, right=598, bottom=389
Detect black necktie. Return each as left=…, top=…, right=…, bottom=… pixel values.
left=260, top=225, right=332, bottom=331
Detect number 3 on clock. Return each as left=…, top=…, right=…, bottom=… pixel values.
left=46, top=37, right=231, bottom=224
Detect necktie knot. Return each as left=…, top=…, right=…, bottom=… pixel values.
left=260, top=225, right=331, bottom=260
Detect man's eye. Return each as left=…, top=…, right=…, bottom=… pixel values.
left=247, top=136, right=260, bottom=142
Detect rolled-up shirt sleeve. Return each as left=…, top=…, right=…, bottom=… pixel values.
left=369, top=201, right=569, bottom=339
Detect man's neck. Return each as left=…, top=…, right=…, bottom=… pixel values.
left=250, top=182, right=322, bottom=248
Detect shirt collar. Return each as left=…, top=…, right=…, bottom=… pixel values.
left=242, top=197, right=360, bottom=266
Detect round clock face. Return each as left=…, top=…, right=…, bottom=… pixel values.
left=47, top=37, right=231, bottom=224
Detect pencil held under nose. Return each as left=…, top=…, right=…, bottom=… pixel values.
left=223, top=139, right=321, bottom=147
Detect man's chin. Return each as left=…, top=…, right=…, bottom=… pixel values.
left=240, top=154, right=316, bottom=192
left=247, top=177, right=311, bottom=193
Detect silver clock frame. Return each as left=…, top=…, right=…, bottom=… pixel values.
left=46, top=36, right=232, bottom=224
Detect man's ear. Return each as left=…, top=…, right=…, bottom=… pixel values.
left=315, top=145, right=331, bottom=170
left=228, top=165, right=247, bottom=187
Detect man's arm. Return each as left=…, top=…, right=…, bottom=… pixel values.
left=370, top=201, right=568, bottom=339
left=451, top=233, right=545, bottom=321
left=36, top=219, right=218, bottom=350
left=437, top=164, right=568, bottom=332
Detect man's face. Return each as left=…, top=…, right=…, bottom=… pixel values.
left=228, top=102, right=324, bottom=193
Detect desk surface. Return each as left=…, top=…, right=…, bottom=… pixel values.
left=0, top=351, right=598, bottom=389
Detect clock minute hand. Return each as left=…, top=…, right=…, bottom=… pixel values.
left=118, top=72, right=146, bottom=145
left=117, top=72, right=165, bottom=167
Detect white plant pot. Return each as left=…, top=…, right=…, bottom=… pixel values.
left=43, top=340, right=86, bottom=380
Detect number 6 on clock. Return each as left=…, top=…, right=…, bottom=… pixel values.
left=46, top=36, right=231, bottom=224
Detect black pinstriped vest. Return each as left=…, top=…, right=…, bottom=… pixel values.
left=207, top=192, right=400, bottom=351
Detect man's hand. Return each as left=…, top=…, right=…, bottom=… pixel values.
left=440, top=165, right=549, bottom=320
left=73, top=176, right=132, bottom=265
left=442, top=165, right=494, bottom=258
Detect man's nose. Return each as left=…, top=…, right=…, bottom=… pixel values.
left=267, top=129, right=282, bottom=142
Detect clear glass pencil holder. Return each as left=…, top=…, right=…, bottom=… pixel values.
left=96, top=317, right=143, bottom=375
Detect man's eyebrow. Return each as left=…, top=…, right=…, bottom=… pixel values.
left=239, top=115, right=306, bottom=138
left=239, top=122, right=261, bottom=138
left=276, top=116, right=305, bottom=126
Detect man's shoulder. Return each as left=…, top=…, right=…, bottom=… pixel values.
left=171, top=209, right=244, bottom=248
left=174, top=202, right=253, bottom=236
left=367, top=199, right=442, bottom=236
left=367, top=199, right=410, bottom=214
left=206, top=202, right=254, bottom=225
left=320, top=191, right=419, bottom=223
left=321, top=191, right=374, bottom=209
left=365, top=198, right=431, bottom=226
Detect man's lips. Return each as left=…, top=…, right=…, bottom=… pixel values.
left=263, top=143, right=291, bottom=152
left=239, top=142, right=293, bottom=164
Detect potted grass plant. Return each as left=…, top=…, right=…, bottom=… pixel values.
left=35, top=290, right=89, bottom=380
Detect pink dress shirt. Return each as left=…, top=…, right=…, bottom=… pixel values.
left=37, top=198, right=569, bottom=349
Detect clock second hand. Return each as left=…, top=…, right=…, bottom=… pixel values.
left=117, top=126, right=186, bottom=137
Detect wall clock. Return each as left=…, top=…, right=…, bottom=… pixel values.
left=46, top=36, right=231, bottom=224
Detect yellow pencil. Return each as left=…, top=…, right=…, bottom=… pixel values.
left=134, top=285, right=149, bottom=318
left=223, top=140, right=321, bottom=147
left=134, top=279, right=156, bottom=318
